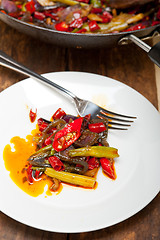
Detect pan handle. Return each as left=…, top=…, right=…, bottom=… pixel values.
left=119, top=34, right=160, bottom=68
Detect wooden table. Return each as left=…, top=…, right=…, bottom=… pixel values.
left=0, top=20, right=159, bottom=240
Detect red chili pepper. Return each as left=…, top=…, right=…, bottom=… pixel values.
left=39, top=121, right=48, bottom=132
left=100, top=158, right=116, bottom=180
left=52, top=108, right=66, bottom=120
left=25, top=0, right=35, bottom=14
left=37, top=118, right=49, bottom=132
left=48, top=156, right=64, bottom=171
left=34, top=11, right=45, bottom=21
left=34, top=170, right=40, bottom=179
left=100, top=11, right=112, bottom=23
left=29, top=108, right=37, bottom=123
left=55, top=21, right=69, bottom=32
left=44, top=12, right=59, bottom=21
left=86, top=157, right=99, bottom=170
left=70, top=18, right=83, bottom=29
left=89, top=20, right=100, bottom=31
left=103, top=11, right=112, bottom=20
left=53, top=117, right=83, bottom=151
left=27, top=165, right=33, bottom=183
left=37, top=118, right=56, bottom=133
left=88, top=122, right=106, bottom=133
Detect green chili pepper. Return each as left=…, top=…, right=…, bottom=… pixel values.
left=90, top=0, right=101, bottom=8
left=69, top=146, right=119, bottom=158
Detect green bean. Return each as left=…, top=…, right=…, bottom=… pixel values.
left=31, top=167, right=46, bottom=171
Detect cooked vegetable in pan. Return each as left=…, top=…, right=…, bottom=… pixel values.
left=0, top=0, right=159, bottom=34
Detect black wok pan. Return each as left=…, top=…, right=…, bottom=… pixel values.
left=0, top=11, right=160, bottom=67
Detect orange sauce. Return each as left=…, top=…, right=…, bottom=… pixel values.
left=3, top=131, right=60, bottom=197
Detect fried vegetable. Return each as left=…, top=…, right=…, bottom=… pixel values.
left=50, top=178, right=61, bottom=191
left=74, top=129, right=99, bottom=147
left=69, top=146, right=119, bottom=158
left=52, top=0, right=88, bottom=7
left=45, top=168, right=96, bottom=188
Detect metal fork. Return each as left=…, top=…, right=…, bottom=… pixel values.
left=0, top=50, right=136, bottom=130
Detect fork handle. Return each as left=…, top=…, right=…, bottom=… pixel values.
left=0, top=50, right=77, bottom=100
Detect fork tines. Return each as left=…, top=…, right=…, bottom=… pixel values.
left=98, top=109, right=136, bottom=130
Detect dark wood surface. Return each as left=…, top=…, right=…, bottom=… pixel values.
left=0, top=20, right=159, bottom=240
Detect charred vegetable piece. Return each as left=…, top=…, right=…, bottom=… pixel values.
left=74, top=129, right=99, bottom=147
left=72, top=159, right=88, bottom=173
left=50, top=178, right=61, bottom=191
left=28, top=144, right=52, bottom=159
left=63, top=162, right=85, bottom=174
left=45, top=168, right=96, bottom=188
left=28, top=157, right=51, bottom=167
left=69, top=146, right=119, bottom=158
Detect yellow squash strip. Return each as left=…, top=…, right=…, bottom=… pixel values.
left=52, top=0, right=88, bottom=7
left=45, top=168, right=96, bottom=188
left=127, top=13, right=144, bottom=24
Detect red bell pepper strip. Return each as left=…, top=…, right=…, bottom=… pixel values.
left=34, top=11, right=45, bottom=21
left=25, top=0, right=35, bottom=14
left=53, top=117, right=83, bottom=151
left=29, top=108, right=37, bottom=123
left=55, top=22, right=69, bottom=32
left=70, top=18, right=83, bottom=29
left=48, top=156, right=64, bottom=171
left=91, top=8, right=102, bottom=14
left=100, top=158, right=116, bottom=180
left=88, top=122, right=106, bottom=133
left=89, top=21, right=100, bottom=31
left=52, top=108, right=66, bottom=120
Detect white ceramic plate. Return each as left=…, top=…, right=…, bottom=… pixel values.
left=0, top=72, right=160, bottom=233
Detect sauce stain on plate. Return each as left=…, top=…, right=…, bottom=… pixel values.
left=3, top=133, right=55, bottom=197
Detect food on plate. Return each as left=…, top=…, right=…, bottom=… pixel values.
left=3, top=108, right=119, bottom=196
left=0, top=0, right=159, bottom=34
